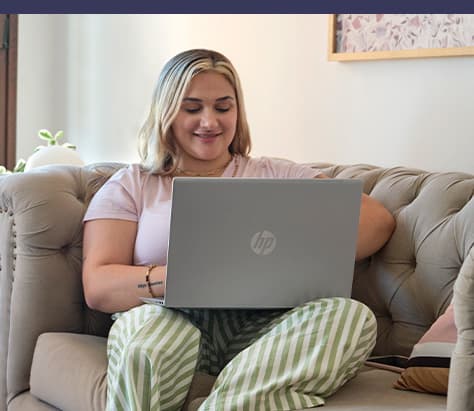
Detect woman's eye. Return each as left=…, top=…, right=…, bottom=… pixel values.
left=184, top=107, right=201, bottom=113
left=215, top=106, right=231, bottom=113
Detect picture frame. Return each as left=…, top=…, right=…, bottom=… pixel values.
left=328, top=14, right=474, bottom=61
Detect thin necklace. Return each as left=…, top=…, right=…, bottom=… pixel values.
left=231, top=155, right=240, bottom=177
left=175, top=156, right=236, bottom=177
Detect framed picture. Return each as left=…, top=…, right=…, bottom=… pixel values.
left=328, top=14, right=474, bottom=61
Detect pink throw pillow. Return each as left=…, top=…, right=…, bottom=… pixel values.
left=393, top=304, right=455, bottom=395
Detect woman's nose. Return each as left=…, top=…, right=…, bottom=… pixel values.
left=200, top=109, right=218, bottom=129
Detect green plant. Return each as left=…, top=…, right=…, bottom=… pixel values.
left=0, top=159, right=26, bottom=175
left=0, top=129, right=76, bottom=174
left=36, top=129, right=76, bottom=151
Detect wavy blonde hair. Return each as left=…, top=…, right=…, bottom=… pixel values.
left=138, top=49, right=251, bottom=175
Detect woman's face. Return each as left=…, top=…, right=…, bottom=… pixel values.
left=171, top=71, right=238, bottom=170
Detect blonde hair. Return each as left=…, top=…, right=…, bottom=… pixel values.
left=138, top=49, right=251, bottom=175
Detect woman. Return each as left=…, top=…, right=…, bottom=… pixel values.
left=82, top=49, right=395, bottom=411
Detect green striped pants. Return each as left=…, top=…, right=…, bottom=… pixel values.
left=106, top=298, right=376, bottom=411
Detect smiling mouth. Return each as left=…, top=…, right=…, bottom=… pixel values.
left=194, top=133, right=222, bottom=139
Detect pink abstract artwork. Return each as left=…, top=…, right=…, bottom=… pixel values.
left=336, top=14, right=474, bottom=53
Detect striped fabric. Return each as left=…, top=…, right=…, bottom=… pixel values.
left=107, top=298, right=376, bottom=411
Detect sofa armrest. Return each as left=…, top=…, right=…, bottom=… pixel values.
left=0, top=166, right=116, bottom=408
left=0, top=175, right=16, bottom=410
left=447, top=246, right=474, bottom=411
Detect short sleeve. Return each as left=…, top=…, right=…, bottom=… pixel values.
left=260, top=157, right=323, bottom=179
left=83, top=165, right=142, bottom=223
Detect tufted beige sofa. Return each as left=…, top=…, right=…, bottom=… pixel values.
left=0, top=161, right=473, bottom=411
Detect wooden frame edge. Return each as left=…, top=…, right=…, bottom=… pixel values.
left=6, top=14, right=17, bottom=170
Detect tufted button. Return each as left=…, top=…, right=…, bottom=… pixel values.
left=60, top=244, right=71, bottom=255
left=75, top=188, right=86, bottom=204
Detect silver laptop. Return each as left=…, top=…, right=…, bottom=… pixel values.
left=142, top=177, right=362, bottom=309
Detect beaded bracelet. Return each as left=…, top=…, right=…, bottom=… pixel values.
left=145, top=264, right=158, bottom=298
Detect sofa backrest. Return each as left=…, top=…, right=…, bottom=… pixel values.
left=312, top=163, right=474, bottom=356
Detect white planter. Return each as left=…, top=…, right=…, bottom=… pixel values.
left=25, top=146, right=84, bottom=171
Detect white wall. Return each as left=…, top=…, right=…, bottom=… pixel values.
left=17, top=15, right=68, bottom=162
left=17, top=14, right=474, bottom=173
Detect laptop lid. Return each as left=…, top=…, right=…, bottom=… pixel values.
left=163, top=178, right=362, bottom=309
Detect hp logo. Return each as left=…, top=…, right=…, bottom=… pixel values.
left=251, top=230, right=277, bottom=256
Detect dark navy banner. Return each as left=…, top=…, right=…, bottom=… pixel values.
left=2, top=1, right=474, bottom=14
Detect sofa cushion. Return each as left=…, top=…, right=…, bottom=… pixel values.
left=8, top=392, right=60, bottom=410
left=29, top=333, right=222, bottom=411
left=30, top=333, right=107, bottom=411
left=394, top=304, right=455, bottom=394
left=187, top=367, right=446, bottom=411
left=322, top=367, right=446, bottom=410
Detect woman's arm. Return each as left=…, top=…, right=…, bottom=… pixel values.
left=355, top=193, right=396, bottom=260
left=82, top=219, right=166, bottom=313
left=315, top=173, right=396, bottom=261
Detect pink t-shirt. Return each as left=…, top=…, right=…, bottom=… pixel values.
left=83, top=156, right=321, bottom=266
